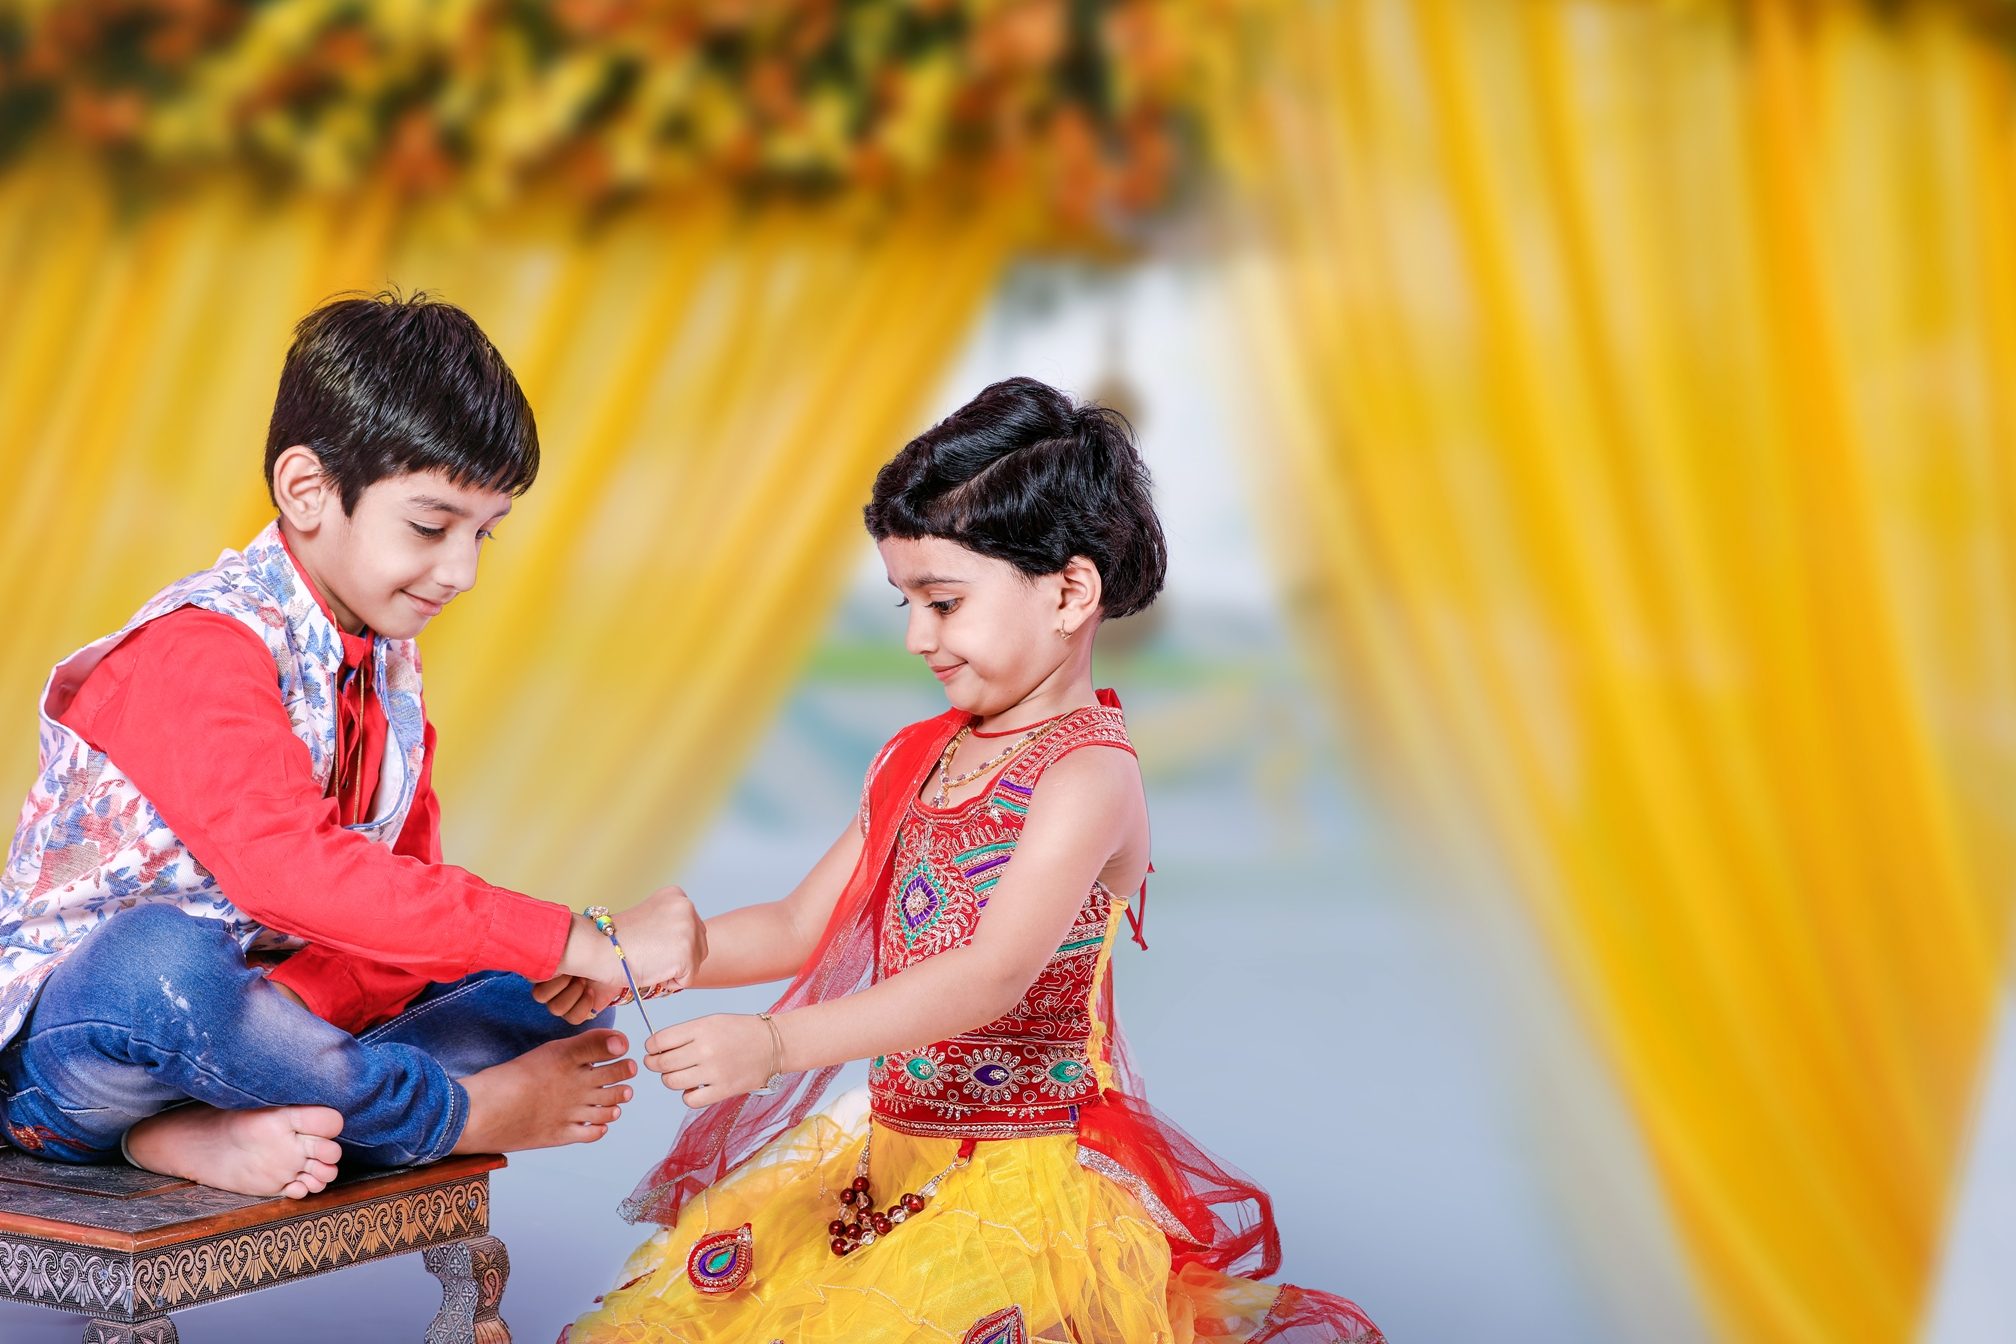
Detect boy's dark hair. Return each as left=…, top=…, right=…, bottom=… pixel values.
left=864, top=377, right=1167, bottom=618
left=264, top=291, right=538, bottom=513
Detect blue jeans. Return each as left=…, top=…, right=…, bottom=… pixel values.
left=0, top=904, right=602, bottom=1167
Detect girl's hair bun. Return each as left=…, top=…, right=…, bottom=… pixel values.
left=864, top=377, right=1167, bottom=618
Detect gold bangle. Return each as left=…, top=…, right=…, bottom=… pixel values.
left=752, top=1011, right=786, bottom=1096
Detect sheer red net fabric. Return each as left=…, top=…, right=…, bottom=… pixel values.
left=620, top=697, right=1378, bottom=1340
left=618, top=710, right=958, bottom=1227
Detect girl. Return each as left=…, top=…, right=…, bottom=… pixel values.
left=557, top=378, right=1383, bottom=1343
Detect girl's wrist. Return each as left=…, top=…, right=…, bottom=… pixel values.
left=754, top=1011, right=792, bottom=1093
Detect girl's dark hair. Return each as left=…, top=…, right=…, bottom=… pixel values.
left=264, top=291, right=538, bottom=513
left=864, top=377, right=1167, bottom=618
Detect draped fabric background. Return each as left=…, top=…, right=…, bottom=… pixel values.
left=1217, top=1, right=2016, bottom=1340
left=5, top=1, right=2016, bottom=1340
left=0, top=161, right=1011, bottom=900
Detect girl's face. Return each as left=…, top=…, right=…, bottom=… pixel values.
left=877, top=535, right=1079, bottom=719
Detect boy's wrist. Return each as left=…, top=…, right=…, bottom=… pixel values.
left=558, top=912, right=621, bottom=980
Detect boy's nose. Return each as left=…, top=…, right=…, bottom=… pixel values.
left=435, top=543, right=480, bottom=595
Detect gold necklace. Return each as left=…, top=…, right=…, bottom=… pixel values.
left=928, top=713, right=1070, bottom=808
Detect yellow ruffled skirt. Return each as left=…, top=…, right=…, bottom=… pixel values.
left=565, top=1089, right=1292, bottom=1344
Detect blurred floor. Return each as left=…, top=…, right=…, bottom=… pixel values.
left=1922, top=978, right=2016, bottom=1344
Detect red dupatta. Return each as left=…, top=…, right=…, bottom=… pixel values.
left=619, top=698, right=1283, bottom=1280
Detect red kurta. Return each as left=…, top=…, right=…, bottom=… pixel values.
left=52, top=546, right=569, bottom=1033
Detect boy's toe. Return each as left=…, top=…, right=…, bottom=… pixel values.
left=295, top=1107, right=345, bottom=1139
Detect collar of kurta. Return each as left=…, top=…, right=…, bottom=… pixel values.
left=271, top=523, right=375, bottom=674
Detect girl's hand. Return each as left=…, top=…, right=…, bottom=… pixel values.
left=644, top=1014, right=779, bottom=1109
left=531, top=974, right=625, bottom=1024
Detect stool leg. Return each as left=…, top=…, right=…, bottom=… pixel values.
left=425, top=1233, right=511, bottom=1343
left=82, top=1319, right=177, bottom=1343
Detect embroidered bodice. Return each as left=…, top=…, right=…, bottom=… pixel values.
left=867, top=706, right=1134, bottom=1138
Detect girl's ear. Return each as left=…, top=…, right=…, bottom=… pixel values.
left=271, top=445, right=335, bottom=535
left=1057, top=556, right=1103, bottom=638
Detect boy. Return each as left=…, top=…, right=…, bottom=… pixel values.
left=0, top=292, right=703, bottom=1198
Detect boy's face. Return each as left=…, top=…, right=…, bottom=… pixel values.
left=299, top=469, right=513, bottom=639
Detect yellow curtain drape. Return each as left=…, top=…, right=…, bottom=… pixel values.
left=0, top=165, right=1012, bottom=902
left=1218, top=1, right=2016, bottom=1340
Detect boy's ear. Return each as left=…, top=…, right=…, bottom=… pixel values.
left=1057, top=556, right=1103, bottom=637
left=271, top=445, right=335, bottom=533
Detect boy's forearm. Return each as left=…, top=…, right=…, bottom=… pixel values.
left=688, top=902, right=815, bottom=989
left=773, top=948, right=1020, bottom=1074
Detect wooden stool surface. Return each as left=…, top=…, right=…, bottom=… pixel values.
left=0, top=1150, right=507, bottom=1338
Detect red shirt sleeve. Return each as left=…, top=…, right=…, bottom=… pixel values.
left=57, top=610, right=572, bottom=1007
left=266, top=721, right=450, bottom=1030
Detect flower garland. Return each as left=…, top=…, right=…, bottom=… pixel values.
left=0, top=0, right=1240, bottom=228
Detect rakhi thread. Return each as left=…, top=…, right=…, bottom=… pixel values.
left=584, top=904, right=656, bottom=1038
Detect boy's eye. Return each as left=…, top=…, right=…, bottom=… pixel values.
left=410, top=523, right=446, bottom=540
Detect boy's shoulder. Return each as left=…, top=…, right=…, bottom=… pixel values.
left=136, top=538, right=269, bottom=622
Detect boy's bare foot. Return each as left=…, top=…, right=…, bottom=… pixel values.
left=125, top=1105, right=344, bottom=1199
left=454, top=1029, right=636, bottom=1154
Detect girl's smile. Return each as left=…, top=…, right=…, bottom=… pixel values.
left=877, top=534, right=1102, bottom=729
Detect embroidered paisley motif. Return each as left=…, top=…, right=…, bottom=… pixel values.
left=870, top=708, right=1132, bottom=1138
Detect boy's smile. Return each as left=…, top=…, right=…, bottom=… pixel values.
left=274, top=453, right=513, bottom=640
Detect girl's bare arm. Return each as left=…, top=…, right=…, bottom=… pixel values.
left=645, top=747, right=1147, bottom=1104
left=684, top=819, right=866, bottom=989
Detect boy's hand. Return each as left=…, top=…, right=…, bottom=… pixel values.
left=531, top=975, right=625, bottom=1024
left=644, top=1014, right=777, bottom=1109
left=611, top=885, right=709, bottom=990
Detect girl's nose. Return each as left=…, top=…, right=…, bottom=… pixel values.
left=904, top=608, right=935, bottom=657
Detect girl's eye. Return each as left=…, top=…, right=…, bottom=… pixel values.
left=410, top=523, right=446, bottom=540
left=895, top=598, right=909, bottom=609
left=476, top=528, right=496, bottom=542
left=929, top=599, right=960, bottom=615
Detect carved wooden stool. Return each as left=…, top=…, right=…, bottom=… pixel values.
left=0, top=1149, right=511, bottom=1342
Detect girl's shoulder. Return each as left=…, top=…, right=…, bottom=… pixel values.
left=1000, top=704, right=1135, bottom=791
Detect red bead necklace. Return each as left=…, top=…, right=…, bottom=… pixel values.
left=827, top=1132, right=977, bottom=1256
